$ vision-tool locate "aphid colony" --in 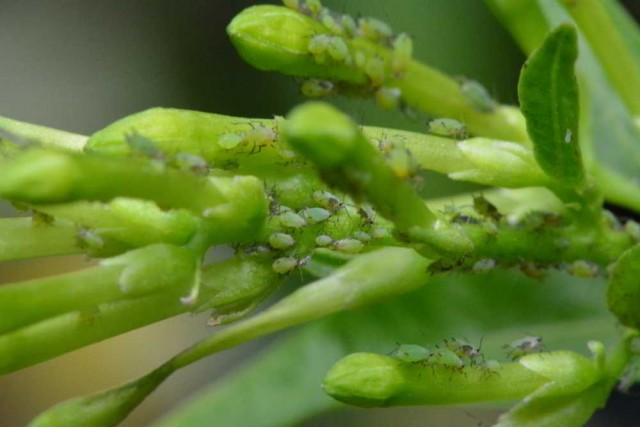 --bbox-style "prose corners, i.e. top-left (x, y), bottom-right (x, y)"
top-left (389, 335), bottom-right (545, 374)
